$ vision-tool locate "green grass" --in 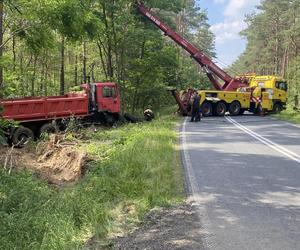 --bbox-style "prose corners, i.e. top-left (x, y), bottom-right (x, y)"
top-left (0, 111), bottom-right (184, 249)
top-left (273, 106), bottom-right (300, 124)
